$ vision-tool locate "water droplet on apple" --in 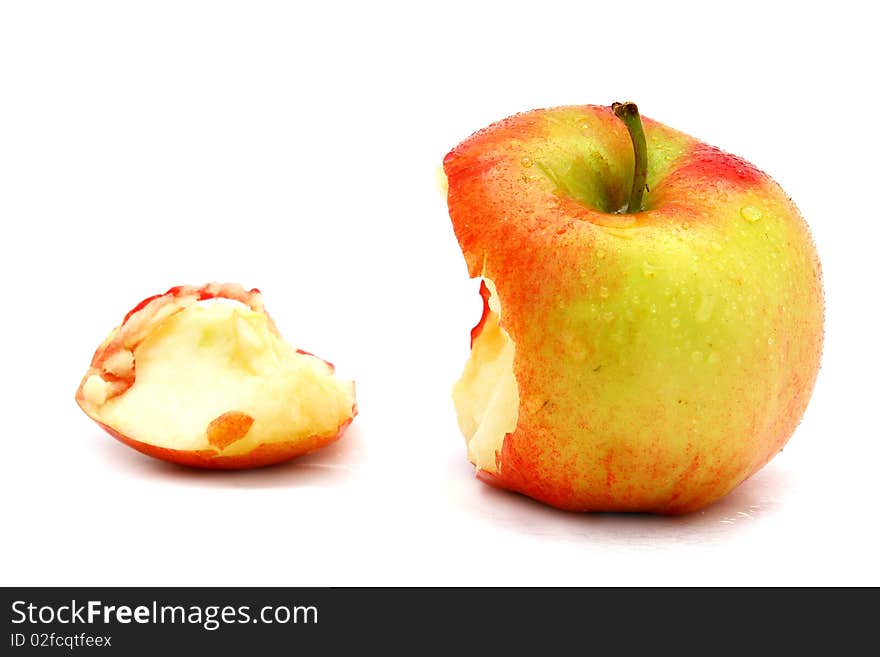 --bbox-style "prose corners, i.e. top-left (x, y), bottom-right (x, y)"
top-left (521, 156), bottom-right (533, 168)
top-left (596, 249), bottom-right (606, 260)
top-left (632, 294), bottom-right (640, 304)
top-left (602, 311), bottom-right (615, 322)
top-left (670, 317), bottom-right (680, 329)
top-left (650, 304), bottom-right (657, 314)
top-left (599, 286), bottom-right (609, 298)
top-left (741, 205), bottom-right (762, 222)
top-left (695, 294), bottom-right (715, 323)
top-left (708, 352), bottom-right (721, 365)
top-left (691, 350), bottom-right (704, 363)
top-left (642, 261), bottom-right (661, 278)
top-left (768, 336), bottom-right (775, 346)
